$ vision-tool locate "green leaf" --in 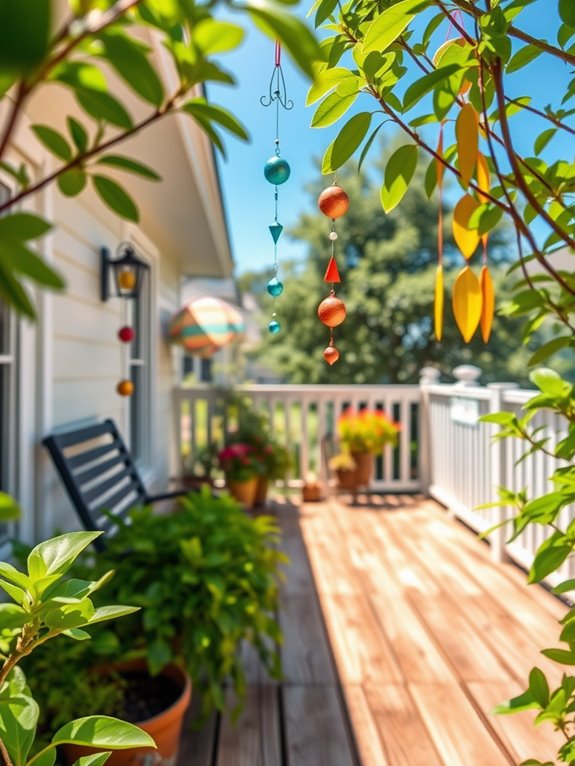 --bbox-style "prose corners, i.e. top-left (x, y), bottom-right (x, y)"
top-left (0, 562), bottom-right (32, 590)
top-left (28, 748), bottom-right (56, 766)
top-left (493, 688), bottom-right (538, 714)
top-left (528, 668), bottom-right (549, 707)
top-left (85, 605), bottom-right (140, 626)
top-left (363, 0), bottom-right (426, 54)
top-left (507, 44), bottom-right (543, 73)
top-left (541, 647), bottom-right (575, 665)
top-left (182, 100), bottom-right (249, 141)
top-left (52, 716), bottom-right (156, 749)
top-left (0, 692), bottom-right (39, 766)
top-left (0, 492), bottom-right (21, 522)
top-left (92, 176), bottom-right (139, 222)
top-left (559, 0), bottom-right (575, 27)
top-left (193, 19), bottom-right (244, 54)
top-left (100, 33), bottom-right (164, 107)
top-left (0, 262), bottom-right (35, 318)
top-left (44, 599), bottom-right (95, 630)
top-left (529, 336), bottom-right (571, 365)
top-left (246, 5), bottom-right (321, 79)
top-left (314, 0), bottom-right (338, 27)
top-left (306, 67), bottom-right (355, 106)
top-left (534, 128), bottom-right (557, 155)
top-left (553, 578), bottom-right (575, 595)
top-left (0, 213), bottom-right (51, 242)
top-left (96, 155), bottom-right (161, 181)
top-left (27, 531), bottom-right (102, 578)
top-left (0, 0), bottom-right (50, 73)
top-left (403, 65), bottom-right (460, 111)
top-left (31, 125), bottom-right (72, 162)
top-left (380, 144), bottom-right (418, 213)
top-left (72, 753), bottom-right (112, 766)
top-left (0, 603), bottom-right (27, 629)
top-left (76, 90), bottom-right (133, 131)
top-left (0, 242), bottom-right (64, 290)
top-left (529, 533), bottom-right (573, 583)
top-left (57, 169), bottom-right (87, 197)
top-left (311, 91), bottom-right (358, 128)
top-left (62, 628), bottom-right (92, 641)
top-left (530, 368), bottom-right (571, 397)
top-left (67, 117), bottom-right (88, 154)
top-left (147, 638), bottom-right (172, 675)
top-left (358, 122), bottom-right (385, 174)
top-left (322, 112), bottom-right (372, 173)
